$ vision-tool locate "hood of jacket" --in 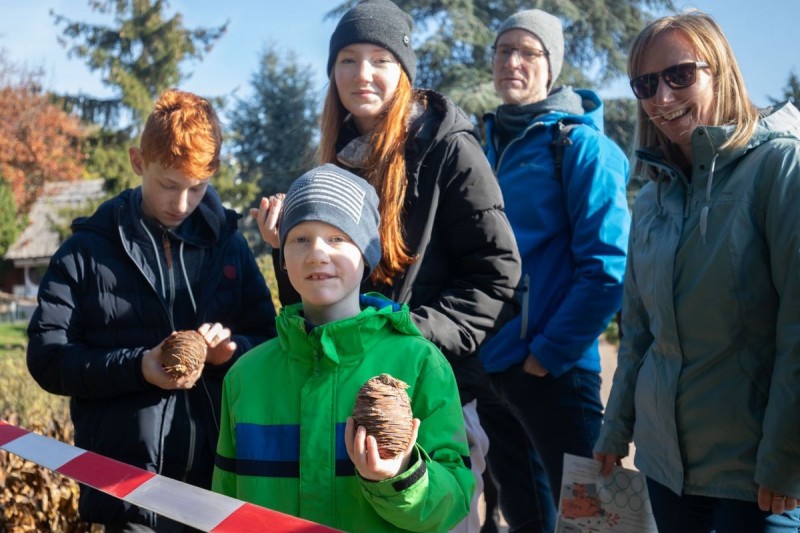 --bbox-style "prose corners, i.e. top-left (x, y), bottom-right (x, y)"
top-left (635, 101), bottom-right (800, 239)
top-left (276, 293), bottom-right (422, 366)
top-left (401, 89), bottom-right (482, 199)
top-left (638, 101), bottom-right (800, 180)
top-left (485, 86), bottom-right (605, 138)
top-left (71, 185), bottom-right (240, 247)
